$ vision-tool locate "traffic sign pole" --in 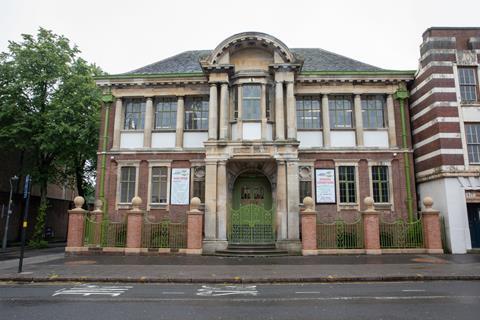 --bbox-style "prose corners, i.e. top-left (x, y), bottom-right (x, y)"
top-left (18, 175), bottom-right (31, 273)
